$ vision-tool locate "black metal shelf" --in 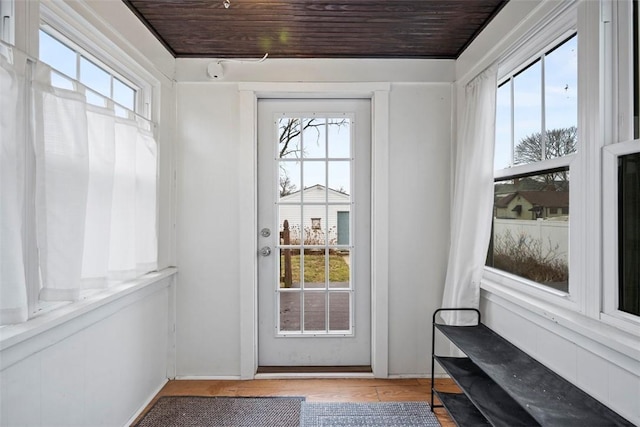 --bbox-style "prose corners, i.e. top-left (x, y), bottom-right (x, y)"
top-left (431, 308), bottom-right (634, 427)
top-left (435, 356), bottom-right (539, 427)
top-left (433, 390), bottom-right (491, 427)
